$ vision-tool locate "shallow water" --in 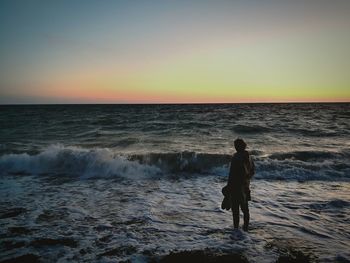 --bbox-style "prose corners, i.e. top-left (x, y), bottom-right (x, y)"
top-left (0, 103), bottom-right (349, 262)
top-left (1, 176), bottom-right (349, 262)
